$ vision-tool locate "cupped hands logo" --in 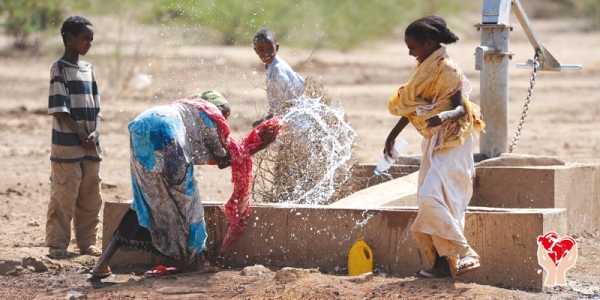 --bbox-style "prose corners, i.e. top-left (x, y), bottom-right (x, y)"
top-left (536, 231), bottom-right (578, 286)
